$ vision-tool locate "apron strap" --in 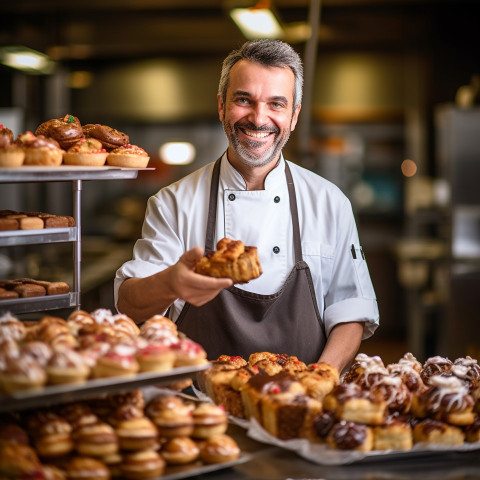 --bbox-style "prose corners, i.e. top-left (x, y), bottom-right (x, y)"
top-left (206, 157), bottom-right (303, 263)
top-left (284, 161), bottom-right (303, 264)
top-left (205, 157), bottom-right (222, 253)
